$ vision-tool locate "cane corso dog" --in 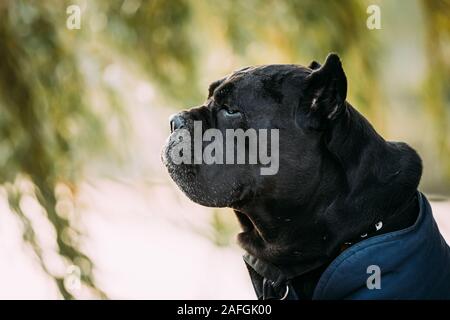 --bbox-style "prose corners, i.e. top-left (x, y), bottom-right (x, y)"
top-left (162, 53), bottom-right (450, 299)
